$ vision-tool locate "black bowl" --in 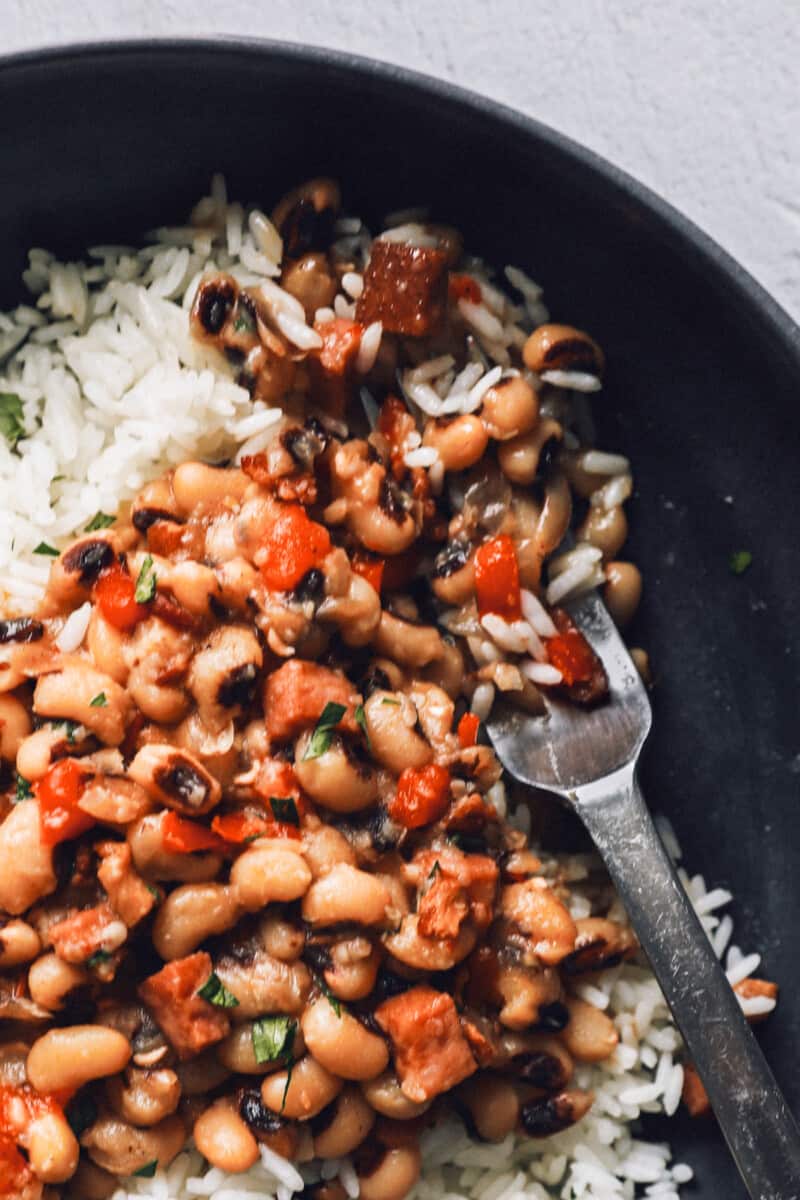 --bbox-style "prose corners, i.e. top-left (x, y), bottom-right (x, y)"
top-left (1, 38), bottom-right (798, 1197)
